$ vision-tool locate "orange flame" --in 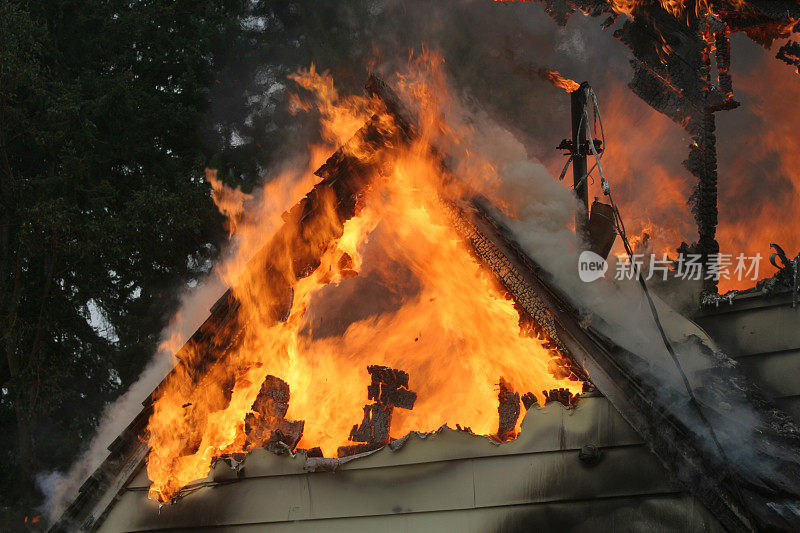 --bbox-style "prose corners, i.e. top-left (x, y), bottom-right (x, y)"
top-left (539, 69), bottom-right (581, 93)
top-left (551, 55), bottom-right (799, 293)
top-left (610, 0), bottom-right (751, 20)
top-left (716, 51), bottom-right (800, 291)
top-left (145, 55), bottom-right (583, 502)
top-left (205, 168), bottom-right (253, 237)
